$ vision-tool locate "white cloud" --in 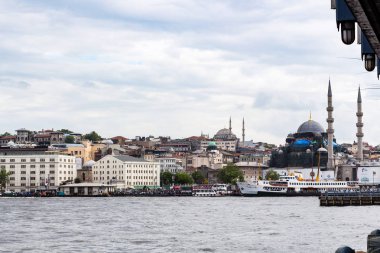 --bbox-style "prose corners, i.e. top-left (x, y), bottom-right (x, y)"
top-left (0, 0), bottom-right (378, 145)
